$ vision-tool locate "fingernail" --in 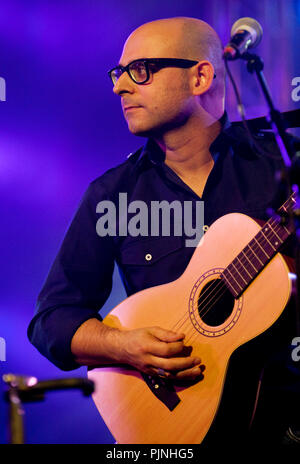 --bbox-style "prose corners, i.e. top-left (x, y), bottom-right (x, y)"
top-left (193, 367), bottom-right (201, 374)
top-left (194, 358), bottom-right (201, 365)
